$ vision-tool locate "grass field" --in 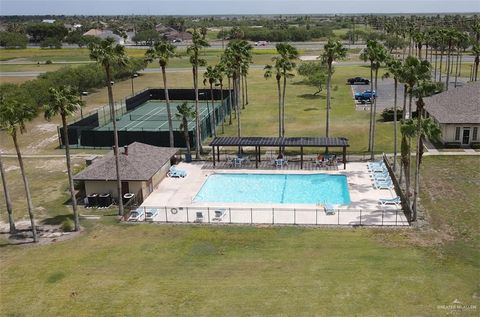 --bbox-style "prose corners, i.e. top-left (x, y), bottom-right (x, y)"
top-left (0, 156), bottom-right (478, 316)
